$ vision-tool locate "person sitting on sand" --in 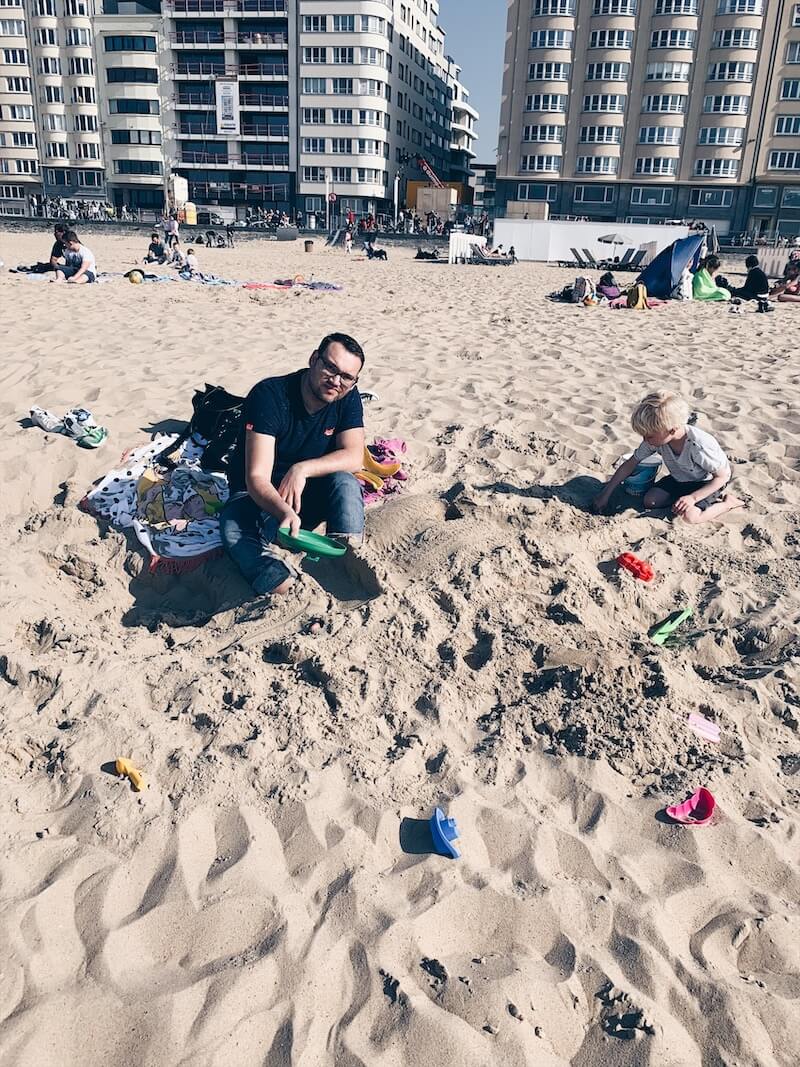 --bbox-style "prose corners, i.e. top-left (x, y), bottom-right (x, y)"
top-left (51, 231), bottom-right (97, 284)
top-left (592, 390), bottom-right (743, 524)
top-left (144, 232), bottom-right (167, 265)
top-left (597, 271), bottom-right (621, 300)
top-left (716, 255), bottom-right (769, 301)
top-left (692, 255), bottom-right (730, 301)
top-left (183, 247), bottom-right (199, 275)
top-left (220, 333), bottom-right (366, 596)
top-left (772, 261), bottom-right (800, 303)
